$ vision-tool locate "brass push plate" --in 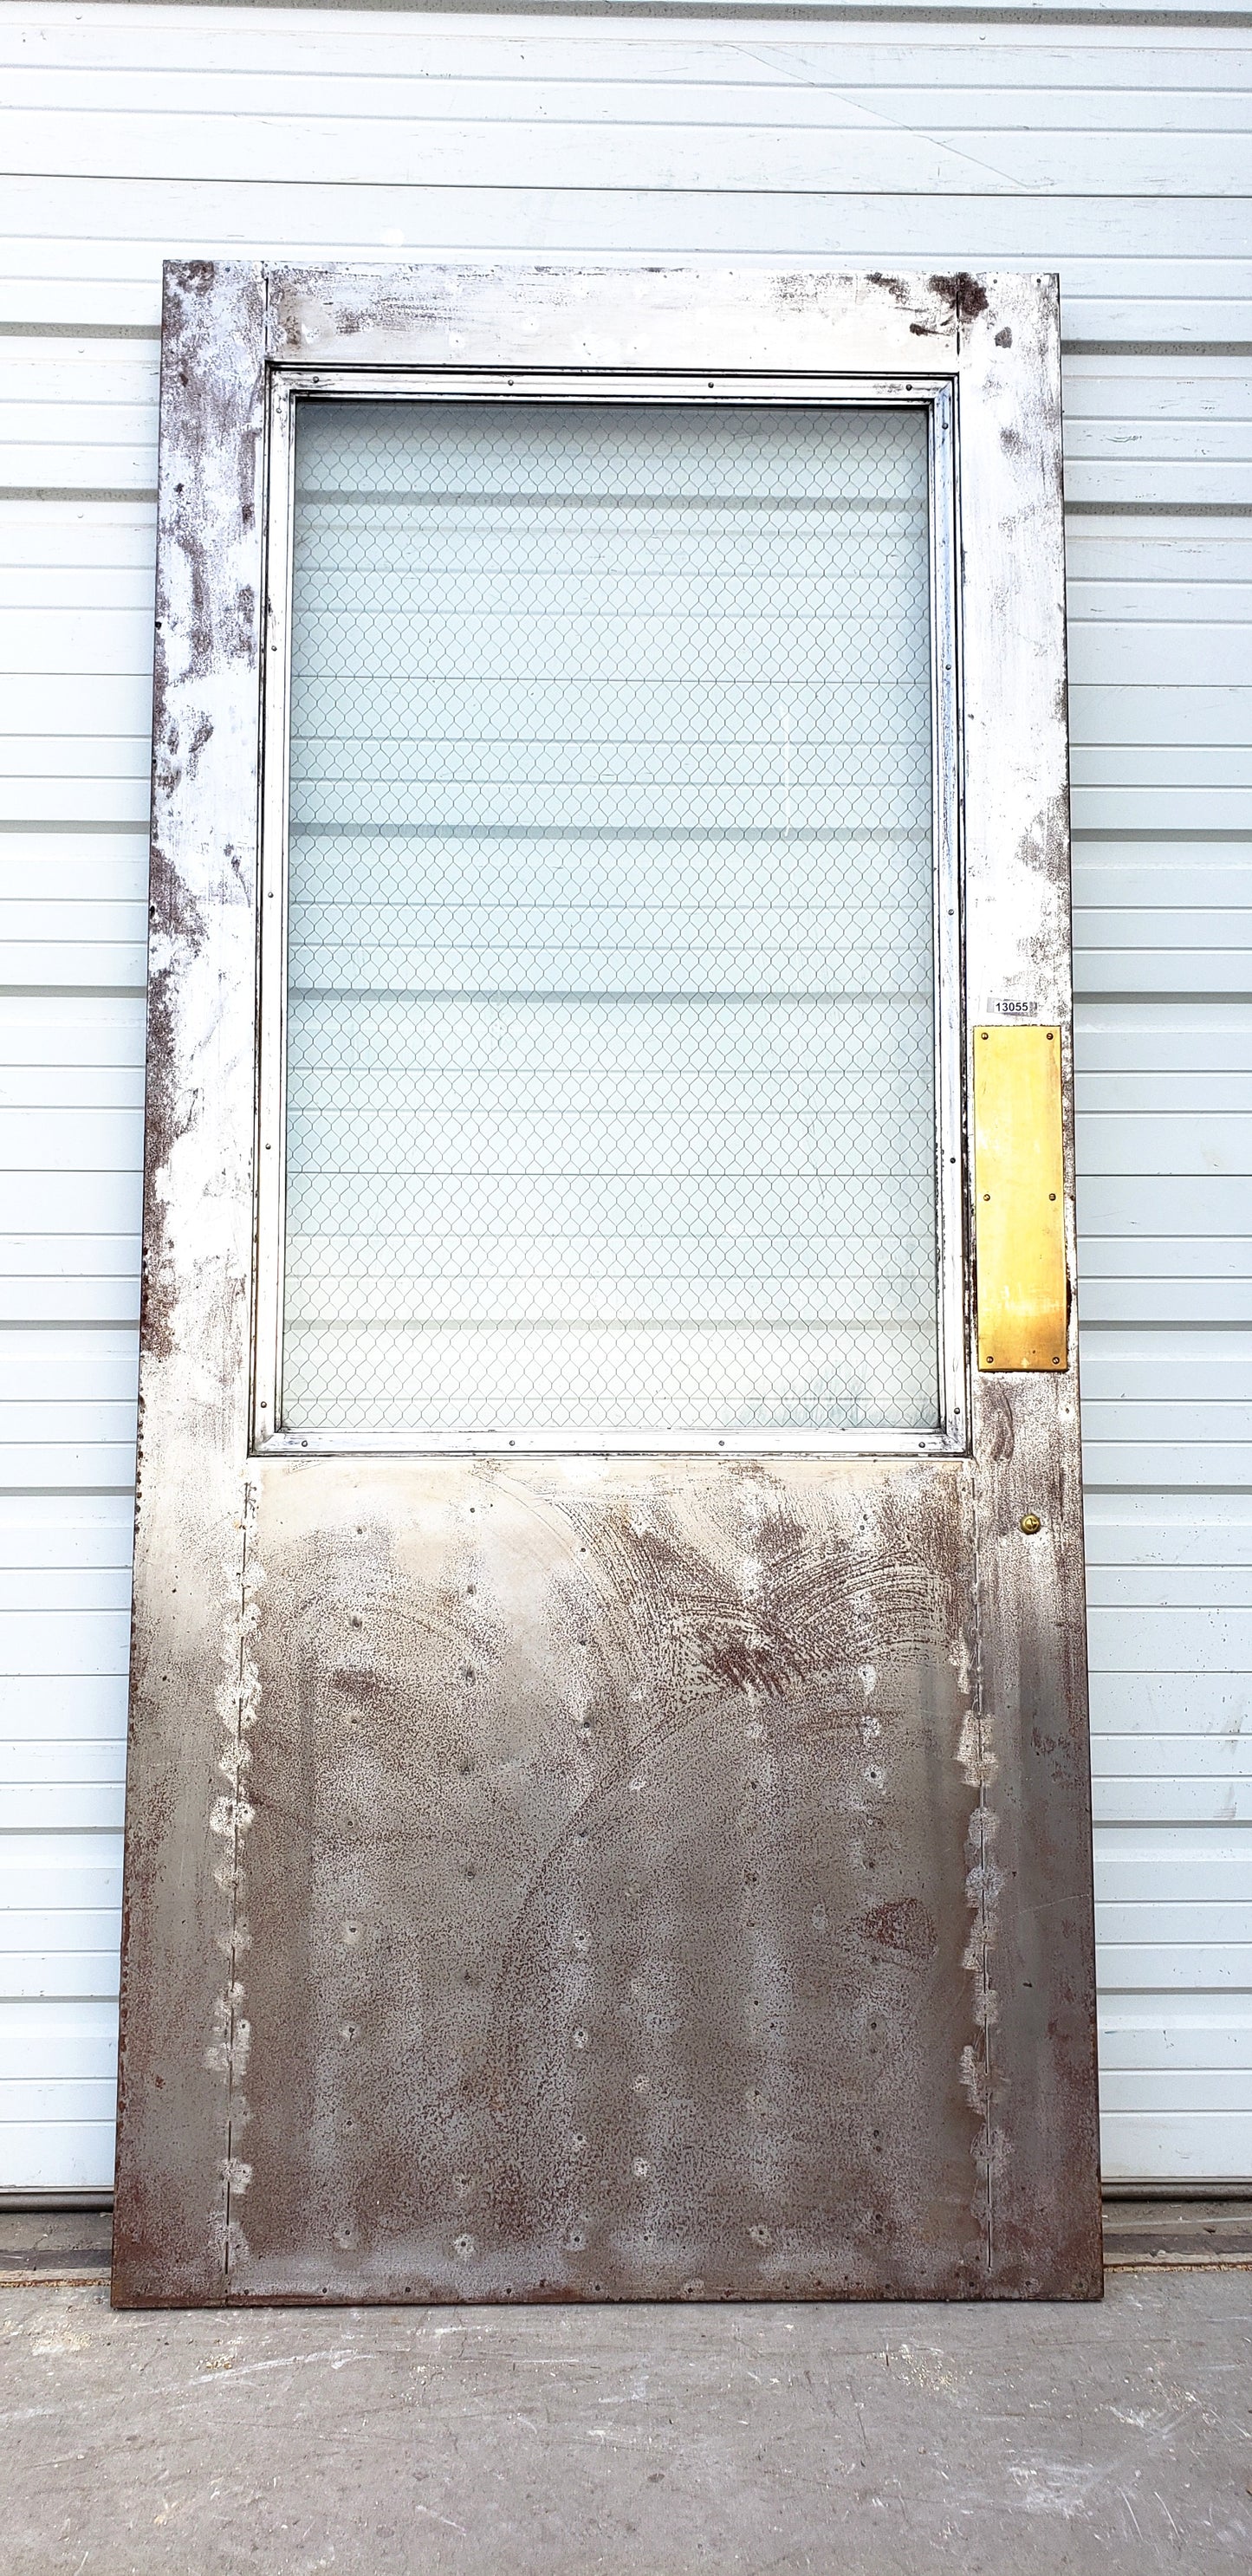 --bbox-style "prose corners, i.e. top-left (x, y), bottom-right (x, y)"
top-left (973, 1025), bottom-right (1067, 1372)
